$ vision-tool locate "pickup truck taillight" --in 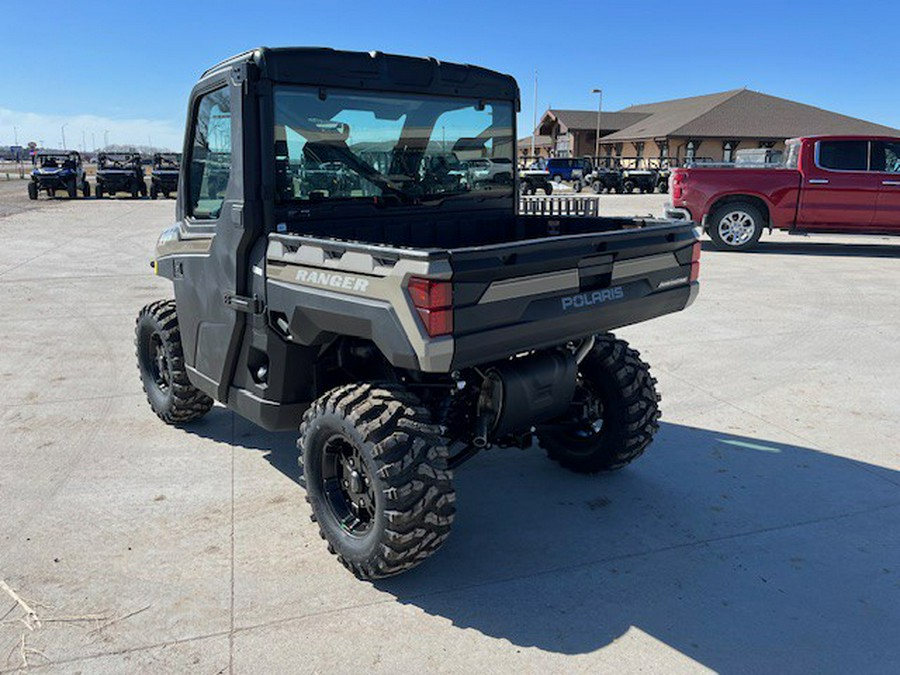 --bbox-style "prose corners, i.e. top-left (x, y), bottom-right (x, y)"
top-left (407, 277), bottom-right (453, 337)
top-left (690, 241), bottom-right (701, 282)
top-left (672, 170), bottom-right (687, 200)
